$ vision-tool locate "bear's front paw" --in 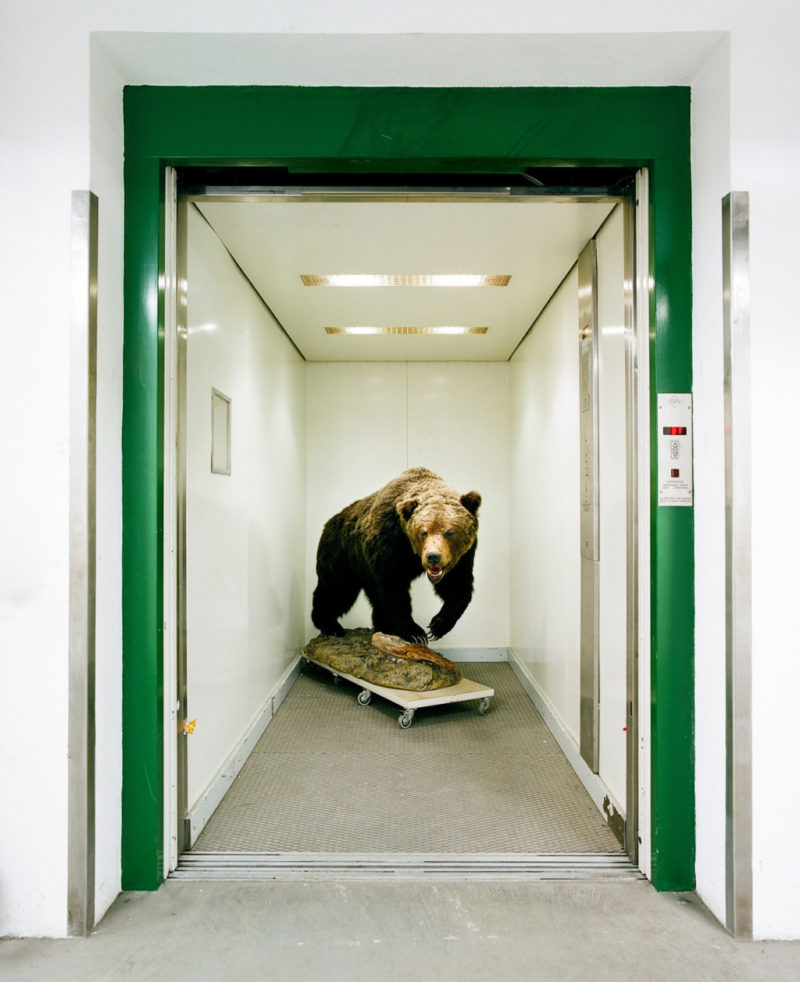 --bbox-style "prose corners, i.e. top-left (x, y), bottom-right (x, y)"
top-left (428, 614), bottom-right (453, 641)
top-left (400, 623), bottom-right (429, 645)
